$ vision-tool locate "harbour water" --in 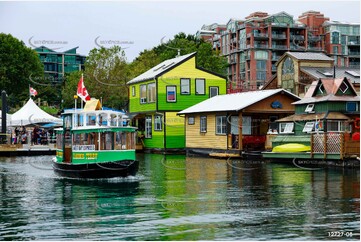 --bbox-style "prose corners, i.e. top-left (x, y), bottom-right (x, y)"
top-left (0, 154), bottom-right (359, 240)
